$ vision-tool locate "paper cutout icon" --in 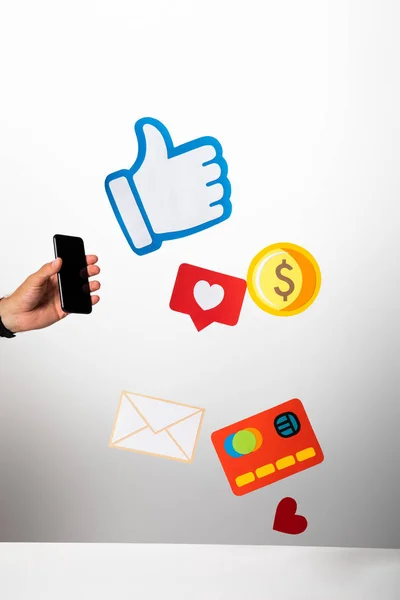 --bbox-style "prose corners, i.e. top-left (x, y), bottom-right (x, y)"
top-left (211, 398), bottom-right (324, 496)
top-left (247, 242), bottom-right (321, 317)
top-left (109, 391), bottom-right (205, 463)
top-left (105, 117), bottom-right (232, 256)
top-left (170, 263), bottom-right (247, 331)
top-left (273, 497), bottom-right (308, 535)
